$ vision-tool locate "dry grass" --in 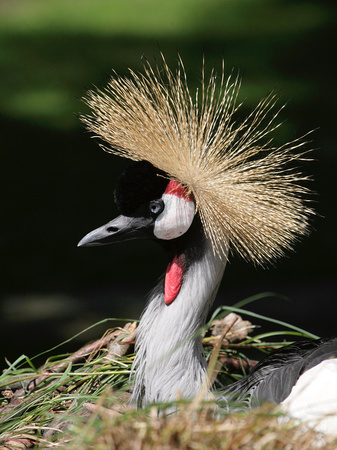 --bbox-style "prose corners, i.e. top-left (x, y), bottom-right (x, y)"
top-left (44, 392), bottom-right (337, 450)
